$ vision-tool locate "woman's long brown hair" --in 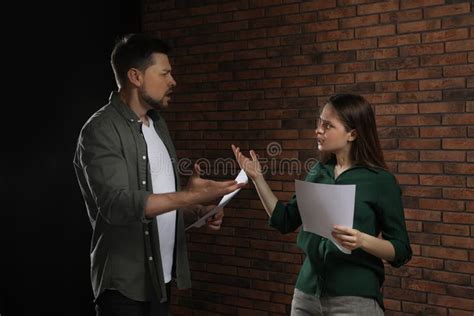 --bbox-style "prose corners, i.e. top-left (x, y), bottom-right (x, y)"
top-left (320, 94), bottom-right (388, 170)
